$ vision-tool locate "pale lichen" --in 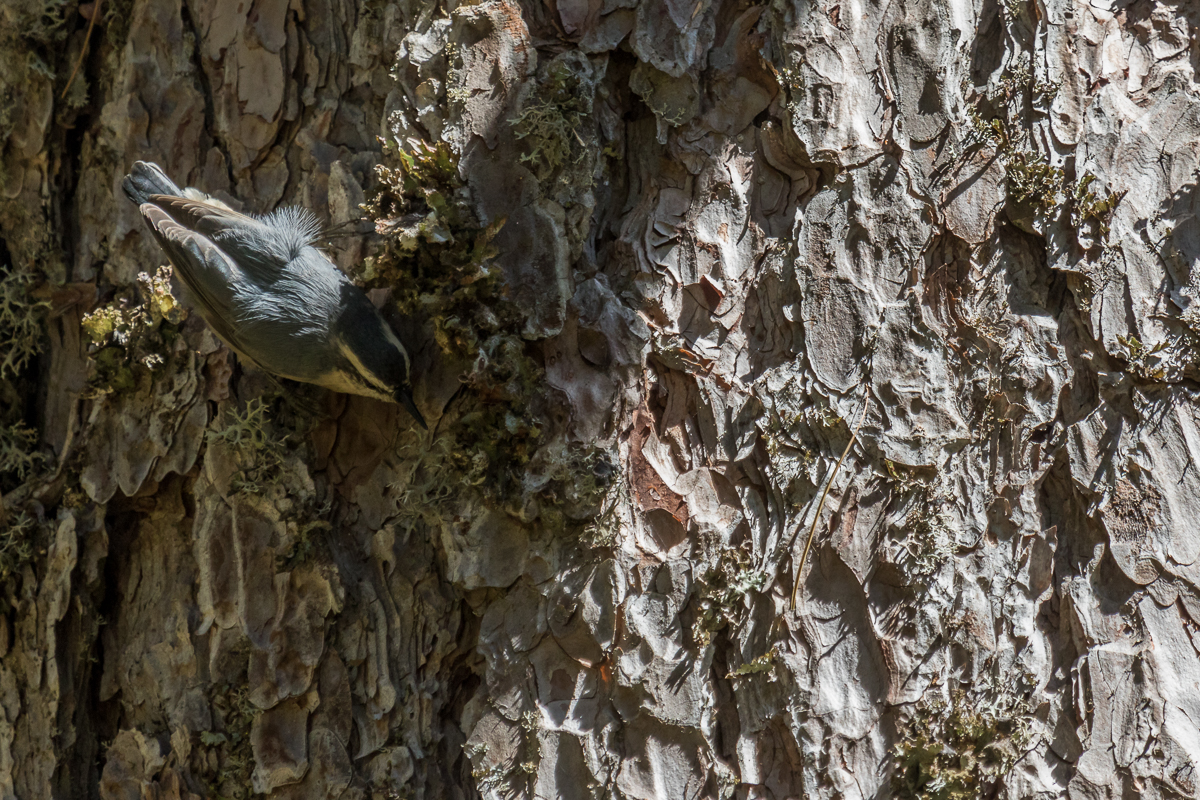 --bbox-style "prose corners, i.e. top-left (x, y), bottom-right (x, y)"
top-left (0, 422), bottom-right (44, 488)
top-left (893, 685), bottom-right (1037, 800)
top-left (207, 398), bottom-right (288, 495)
top-left (511, 59), bottom-right (594, 181)
top-left (0, 266), bottom-right (48, 379)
